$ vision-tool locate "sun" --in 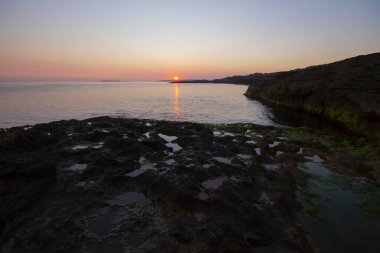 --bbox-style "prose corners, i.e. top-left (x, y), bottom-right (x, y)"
top-left (173, 76), bottom-right (179, 81)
